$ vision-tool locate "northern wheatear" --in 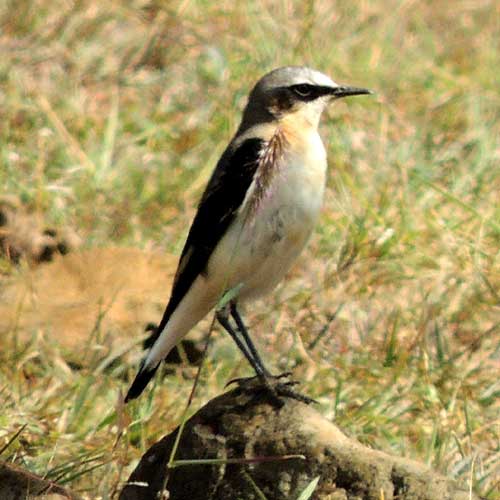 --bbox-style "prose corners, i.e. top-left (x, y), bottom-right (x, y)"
top-left (125, 66), bottom-right (371, 403)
